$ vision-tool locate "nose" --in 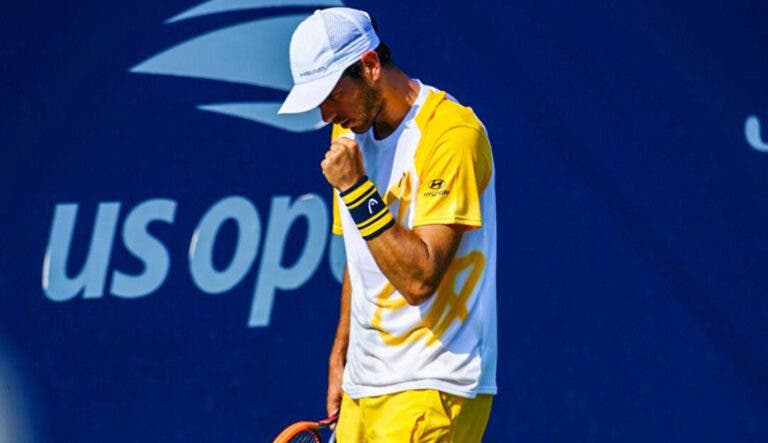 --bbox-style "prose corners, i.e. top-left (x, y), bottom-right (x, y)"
top-left (319, 101), bottom-right (336, 124)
